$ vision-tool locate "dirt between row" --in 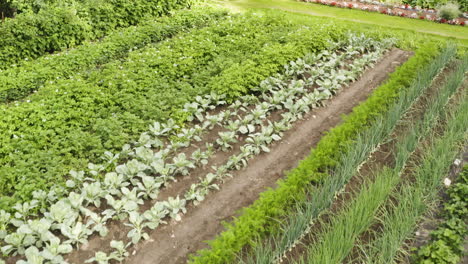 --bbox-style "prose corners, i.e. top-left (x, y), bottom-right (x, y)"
top-left (396, 80), bottom-right (468, 264)
top-left (120, 48), bottom-right (410, 264)
top-left (278, 59), bottom-right (462, 264)
top-left (62, 48), bottom-right (410, 264)
top-left (278, 51), bottom-right (458, 264)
